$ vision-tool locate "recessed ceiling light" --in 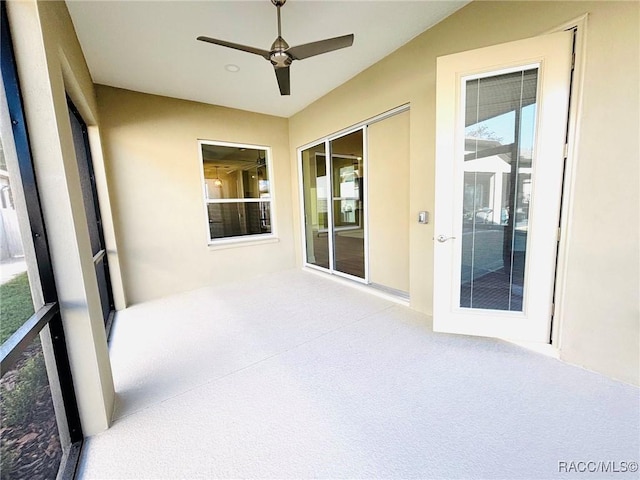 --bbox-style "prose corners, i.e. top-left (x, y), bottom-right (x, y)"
top-left (224, 64), bottom-right (240, 73)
